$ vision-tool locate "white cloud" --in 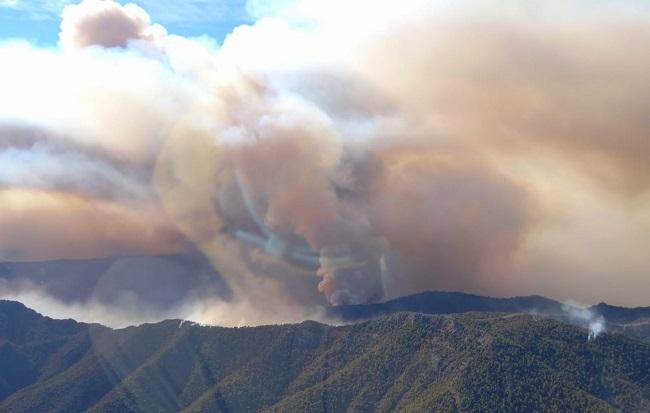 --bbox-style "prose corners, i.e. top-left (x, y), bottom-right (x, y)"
top-left (135, 0), bottom-right (248, 24)
top-left (0, 0), bottom-right (74, 18)
top-left (1, 0), bottom-right (249, 23)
